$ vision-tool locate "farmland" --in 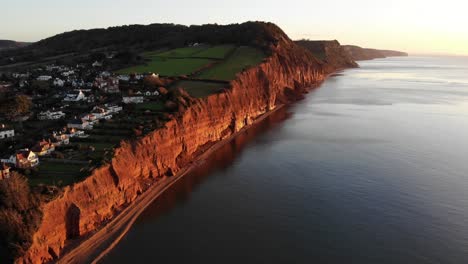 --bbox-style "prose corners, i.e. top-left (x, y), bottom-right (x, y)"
top-left (31, 161), bottom-right (88, 186)
top-left (117, 45), bottom-right (264, 79)
top-left (196, 46), bottom-right (266, 80)
top-left (171, 80), bottom-right (228, 98)
top-left (117, 57), bottom-right (214, 76)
